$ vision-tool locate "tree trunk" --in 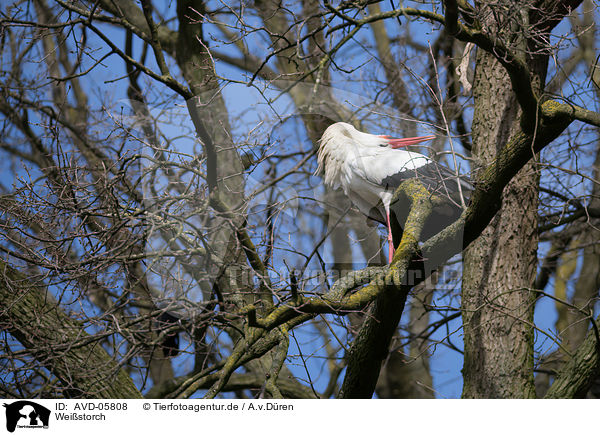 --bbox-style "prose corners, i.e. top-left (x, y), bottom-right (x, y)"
top-left (0, 261), bottom-right (142, 398)
top-left (461, 9), bottom-right (548, 397)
